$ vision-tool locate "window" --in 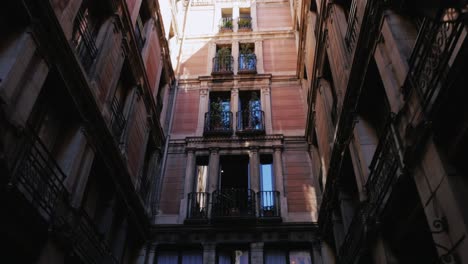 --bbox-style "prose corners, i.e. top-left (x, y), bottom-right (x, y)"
top-left (259, 155), bottom-right (279, 217)
top-left (220, 9), bottom-right (233, 32)
top-left (72, 0), bottom-right (108, 71)
top-left (135, 3), bottom-right (150, 52)
top-left (237, 90), bottom-right (264, 133)
top-left (204, 91), bottom-right (232, 135)
top-left (157, 249), bottom-right (203, 264)
top-left (187, 156), bottom-right (209, 219)
top-left (213, 45), bottom-right (233, 74)
top-left (238, 43), bottom-right (256, 73)
top-left (264, 250), bottom-right (312, 264)
top-left (238, 8), bottom-right (252, 31)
